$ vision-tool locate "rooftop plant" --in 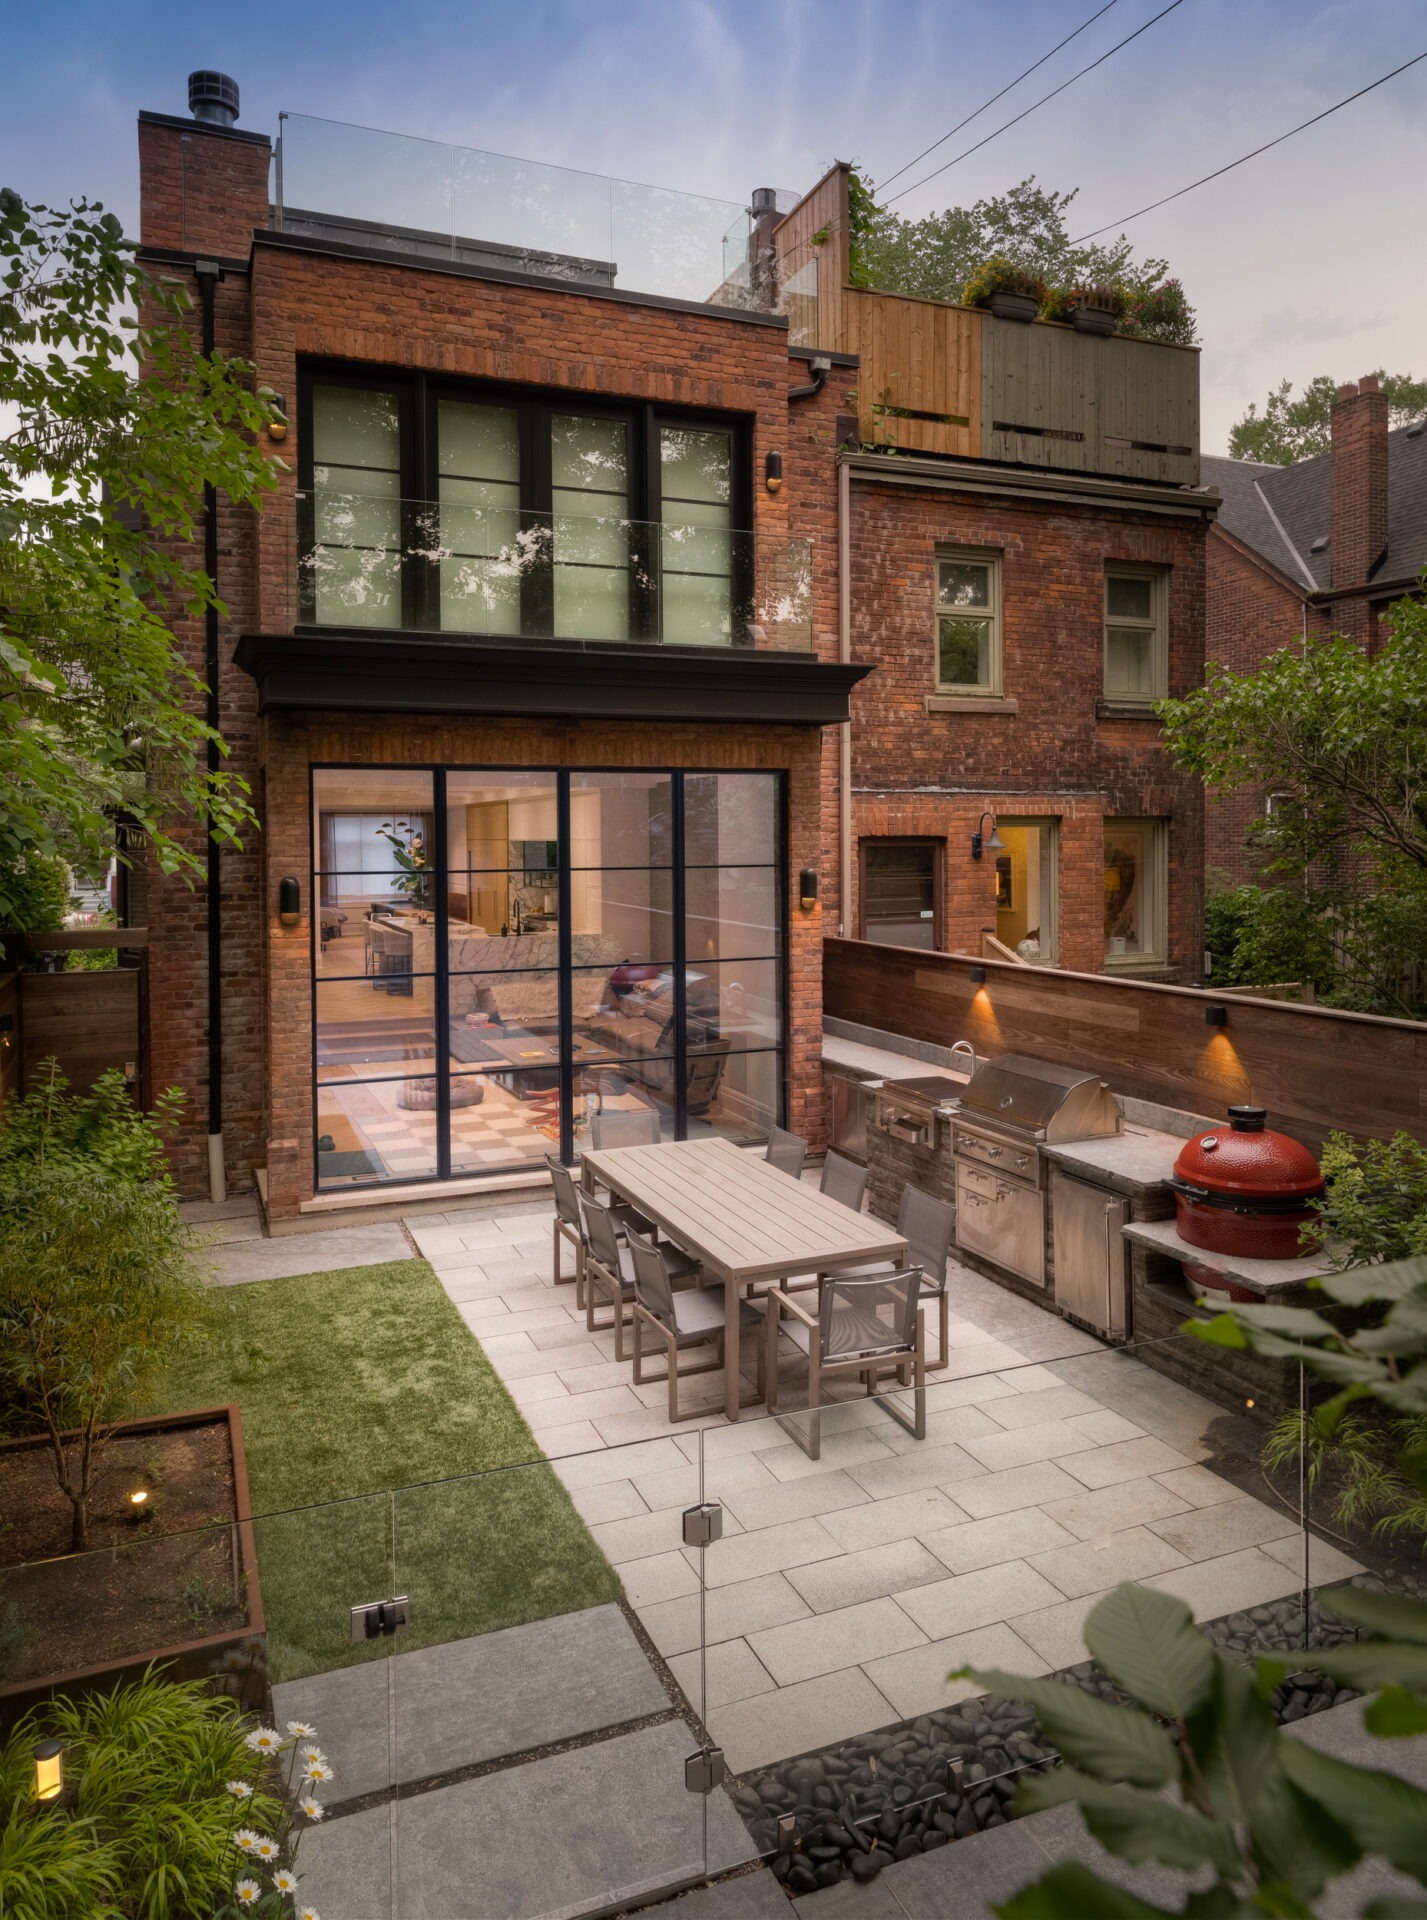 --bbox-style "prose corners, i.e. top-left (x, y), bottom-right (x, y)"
top-left (1040, 282), bottom-right (1127, 325)
top-left (960, 257), bottom-right (1049, 309)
